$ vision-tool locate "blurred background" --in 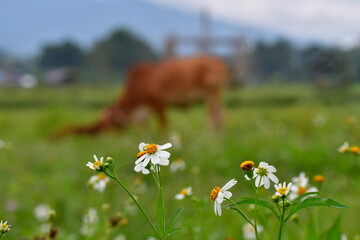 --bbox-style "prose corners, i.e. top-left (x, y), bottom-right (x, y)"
top-left (1, 0), bottom-right (360, 87)
top-left (1, 0), bottom-right (360, 239)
